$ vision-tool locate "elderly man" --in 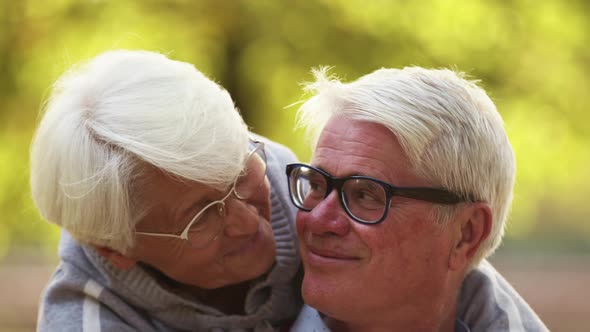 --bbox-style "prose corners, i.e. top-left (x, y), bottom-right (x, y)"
top-left (286, 67), bottom-right (548, 331)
